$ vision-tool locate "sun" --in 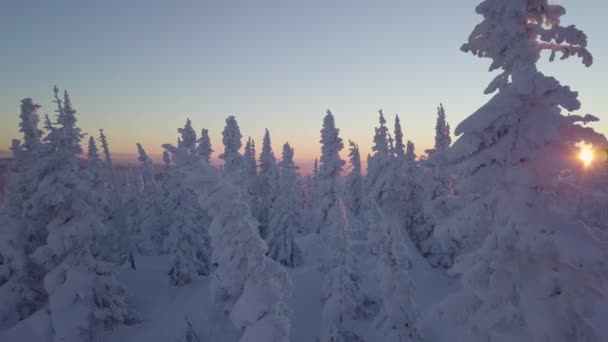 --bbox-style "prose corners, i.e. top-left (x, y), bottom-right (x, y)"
top-left (578, 142), bottom-right (594, 168)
